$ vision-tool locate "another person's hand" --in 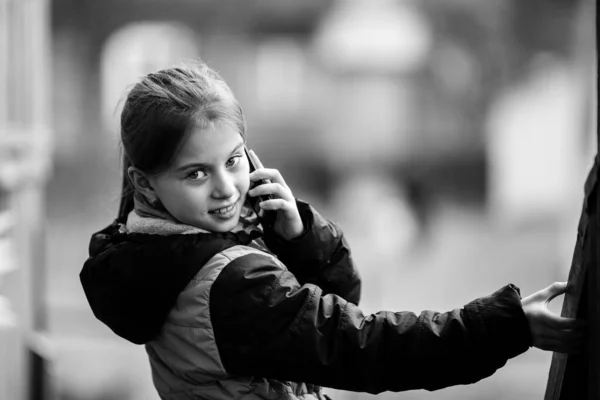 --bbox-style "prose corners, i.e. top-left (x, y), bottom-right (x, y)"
top-left (247, 150), bottom-right (303, 240)
top-left (521, 282), bottom-right (587, 354)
